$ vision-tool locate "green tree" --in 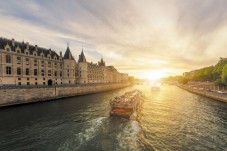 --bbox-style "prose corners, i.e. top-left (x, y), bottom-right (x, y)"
top-left (221, 64), bottom-right (227, 84)
top-left (128, 76), bottom-right (135, 84)
top-left (214, 79), bottom-right (225, 86)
